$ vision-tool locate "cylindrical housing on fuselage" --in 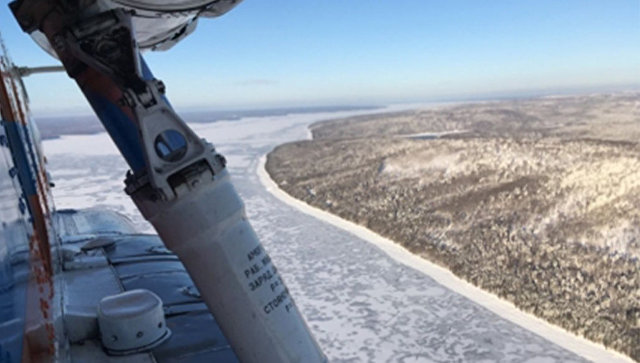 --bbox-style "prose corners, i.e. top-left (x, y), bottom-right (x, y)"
top-left (129, 169), bottom-right (326, 363)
